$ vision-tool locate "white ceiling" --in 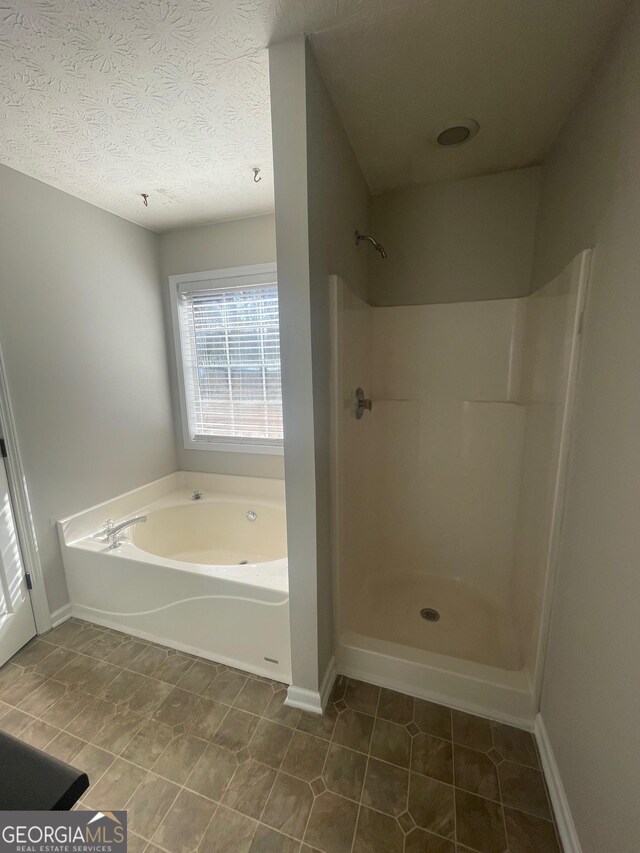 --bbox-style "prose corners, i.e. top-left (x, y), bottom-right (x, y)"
top-left (310, 0), bottom-right (625, 194)
top-left (0, 0), bottom-right (416, 231)
top-left (0, 0), bottom-right (624, 231)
